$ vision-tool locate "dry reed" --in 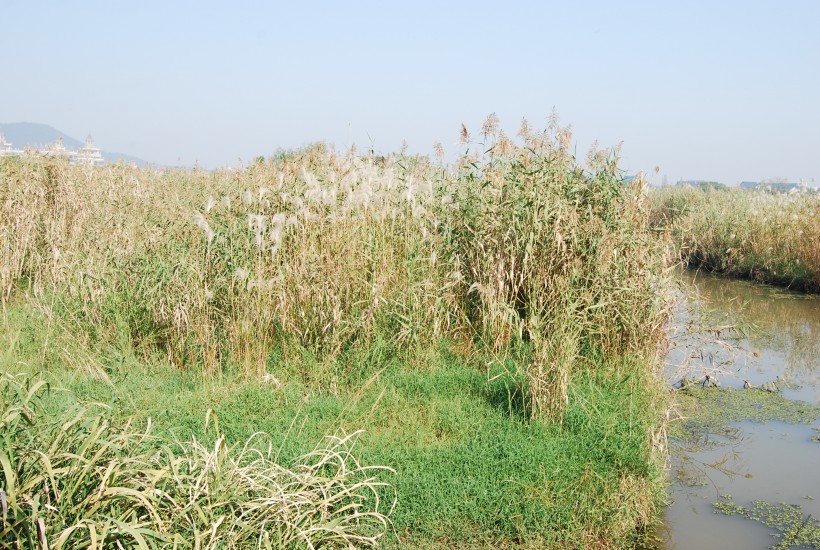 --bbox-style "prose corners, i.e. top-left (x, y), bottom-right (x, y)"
top-left (1, 118), bottom-right (670, 421)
